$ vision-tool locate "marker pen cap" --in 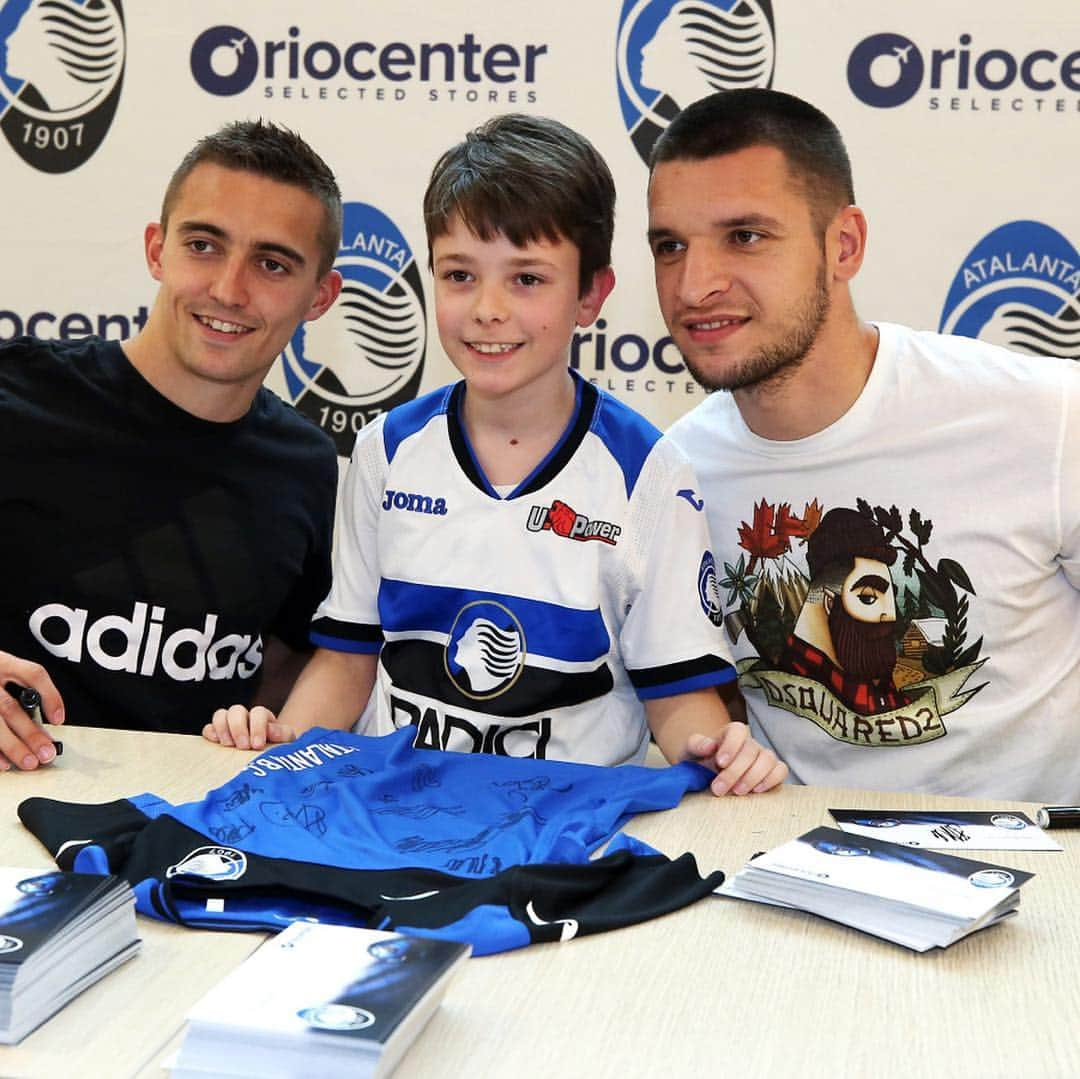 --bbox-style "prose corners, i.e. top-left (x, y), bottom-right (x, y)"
top-left (1036, 806), bottom-right (1080, 828)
